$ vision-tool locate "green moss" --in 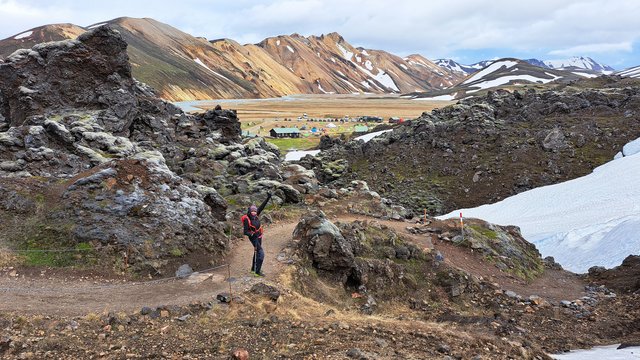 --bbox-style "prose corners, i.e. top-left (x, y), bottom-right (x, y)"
top-left (22, 240), bottom-right (96, 267)
top-left (170, 248), bottom-right (184, 257)
top-left (469, 224), bottom-right (498, 239)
